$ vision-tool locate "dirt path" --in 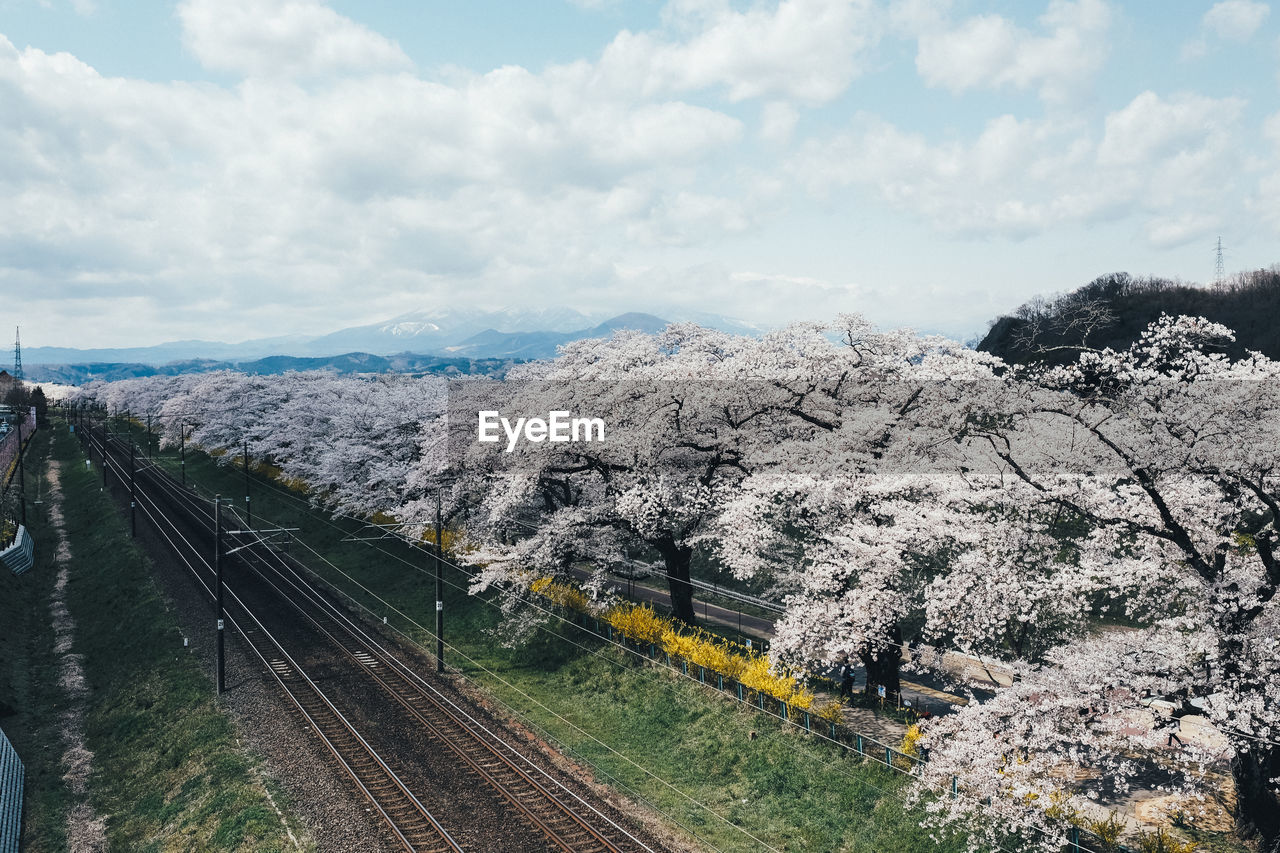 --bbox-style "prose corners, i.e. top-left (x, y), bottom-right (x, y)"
top-left (45, 461), bottom-right (107, 852)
